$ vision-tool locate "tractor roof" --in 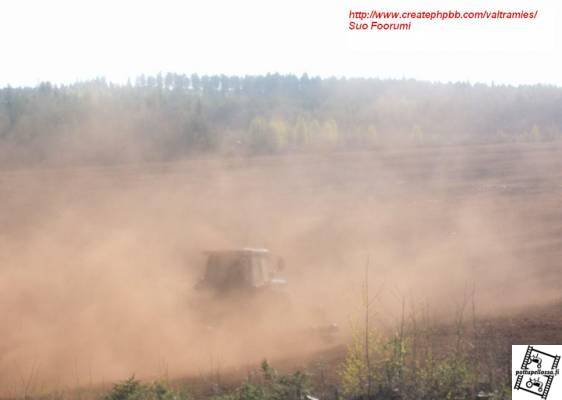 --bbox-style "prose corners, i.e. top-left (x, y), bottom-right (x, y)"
top-left (204, 248), bottom-right (270, 256)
